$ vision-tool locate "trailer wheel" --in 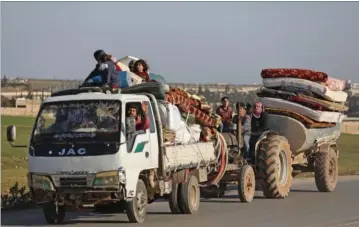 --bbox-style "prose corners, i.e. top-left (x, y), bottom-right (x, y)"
top-left (168, 183), bottom-right (184, 214)
top-left (314, 147), bottom-right (338, 192)
top-left (126, 179), bottom-right (148, 223)
top-left (180, 175), bottom-right (200, 214)
top-left (238, 165), bottom-right (255, 203)
top-left (43, 203), bottom-right (66, 224)
top-left (257, 135), bottom-right (293, 199)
